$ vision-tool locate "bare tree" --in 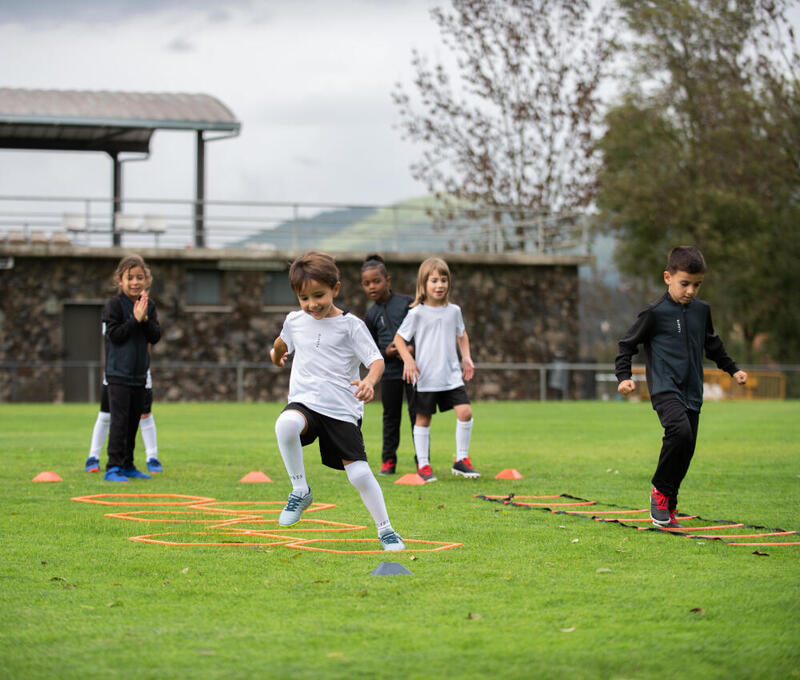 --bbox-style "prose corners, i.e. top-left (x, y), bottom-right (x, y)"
top-left (393, 0), bottom-right (618, 251)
